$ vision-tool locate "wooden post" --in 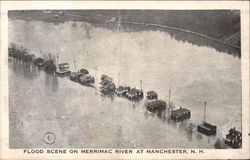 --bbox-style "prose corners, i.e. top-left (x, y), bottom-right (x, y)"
top-left (56, 53), bottom-right (59, 70)
top-left (118, 72), bottom-right (120, 86)
top-left (87, 51), bottom-right (89, 67)
top-left (204, 101), bottom-right (207, 121)
top-left (140, 41), bottom-right (143, 56)
top-left (95, 65), bottom-right (98, 82)
top-left (169, 90), bottom-right (171, 108)
top-left (140, 80), bottom-right (142, 90)
top-left (73, 53), bottom-right (76, 70)
top-left (114, 47), bottom-right (117, 65)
